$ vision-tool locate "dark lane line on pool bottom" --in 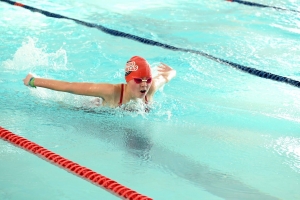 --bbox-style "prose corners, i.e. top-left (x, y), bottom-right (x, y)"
top-left (75, 119), bottom-right (281, 200)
